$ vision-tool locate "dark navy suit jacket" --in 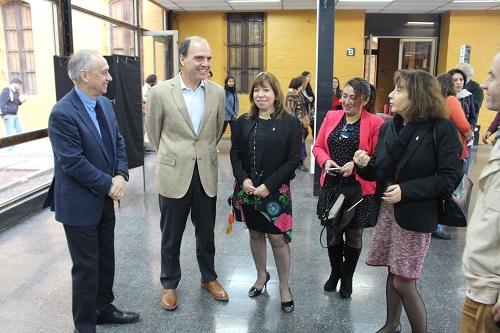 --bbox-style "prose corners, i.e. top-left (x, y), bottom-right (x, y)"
top-left (45, 88), bottom-right (128, 226)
